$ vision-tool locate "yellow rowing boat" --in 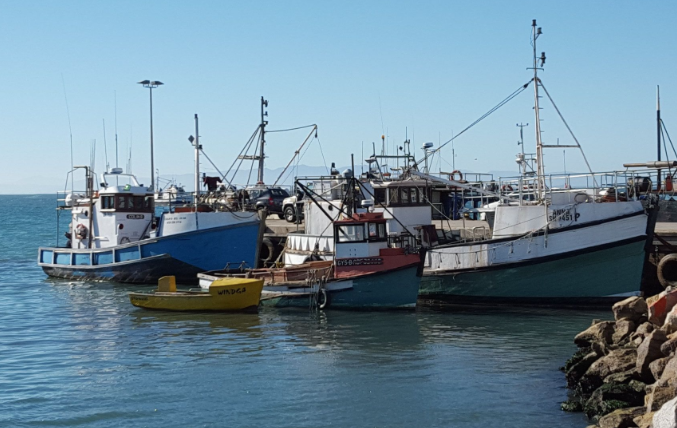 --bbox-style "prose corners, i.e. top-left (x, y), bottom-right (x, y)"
top-left (129, 276), bottom-right (263, 311)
